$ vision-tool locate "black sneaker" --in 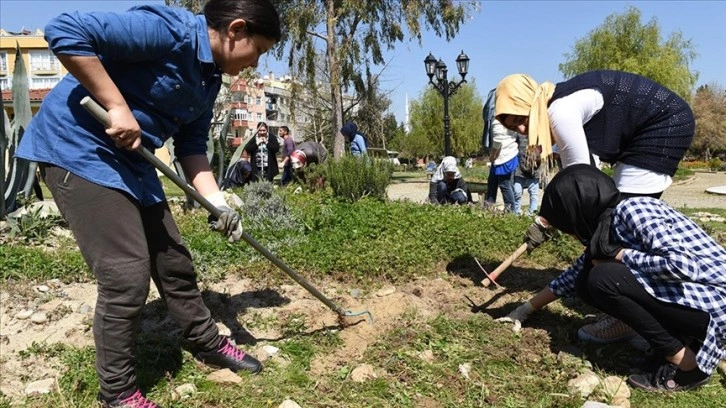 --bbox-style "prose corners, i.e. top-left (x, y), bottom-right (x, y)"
top-left (194, 337), bottom-right (262, 374)
top-left (629, 353), bottom-right (666, 375)
top-left (98, 389), bottom-right (159, 408)
top-left (627, 362), bottom-right (710, 392)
